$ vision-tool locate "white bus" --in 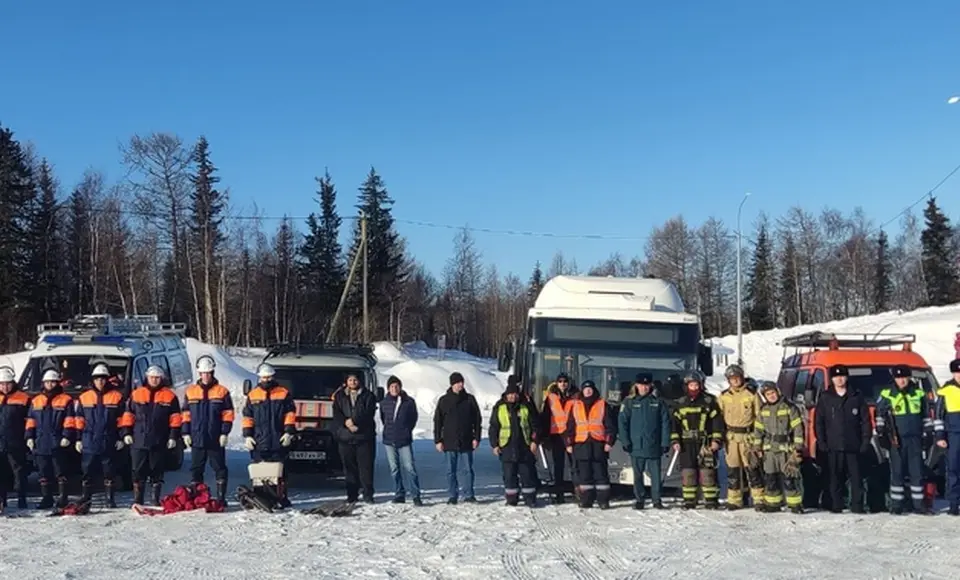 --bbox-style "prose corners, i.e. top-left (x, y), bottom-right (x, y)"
top-left (497, 275), bottom-right (715, 489)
